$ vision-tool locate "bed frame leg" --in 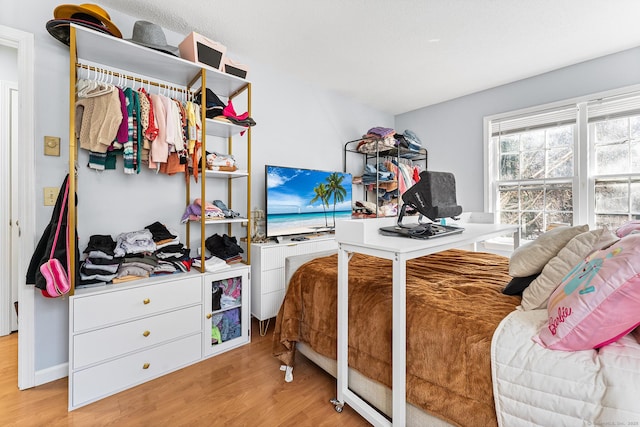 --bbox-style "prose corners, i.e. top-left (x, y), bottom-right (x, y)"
top-left (330, 398), bottom-right (344, 413)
